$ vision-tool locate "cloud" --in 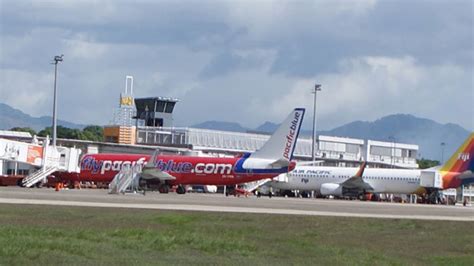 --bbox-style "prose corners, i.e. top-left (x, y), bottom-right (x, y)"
top-left (271, 56), bottom-right (473, 130)
top-left (0, 69), bottom-right (53, 116)
top-left (0, 0), bottom-right (472, 131)
top-left (221, 0), bottom-right (472, 76)
top-left (199, 48), bottom-right (276, 79)
top-left (63, 35), bottom-right (108, 60)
